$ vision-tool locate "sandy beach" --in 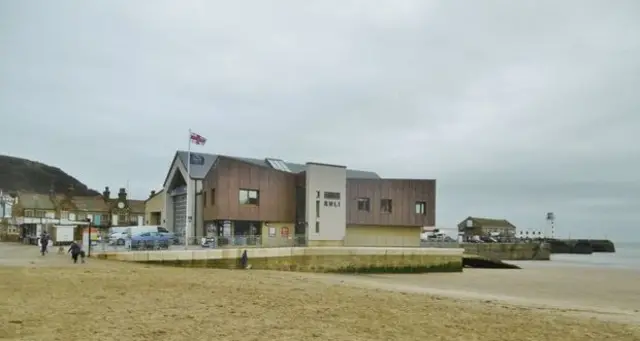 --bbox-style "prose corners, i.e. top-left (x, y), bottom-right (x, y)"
top-left (1, 243), bottom-right (639, 341)
top-left (314, 263), bottom-right (640, 323)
